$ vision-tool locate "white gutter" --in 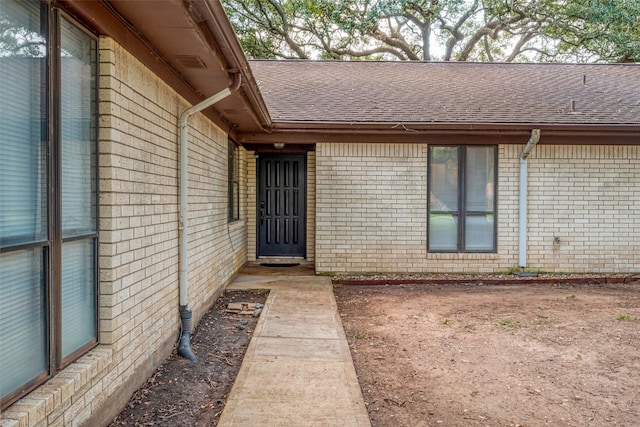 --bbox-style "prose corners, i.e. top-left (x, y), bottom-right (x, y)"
top-left (518, 129), bottom-right (541, 268)
top-left (177, 74), bottom-right (241, 361)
